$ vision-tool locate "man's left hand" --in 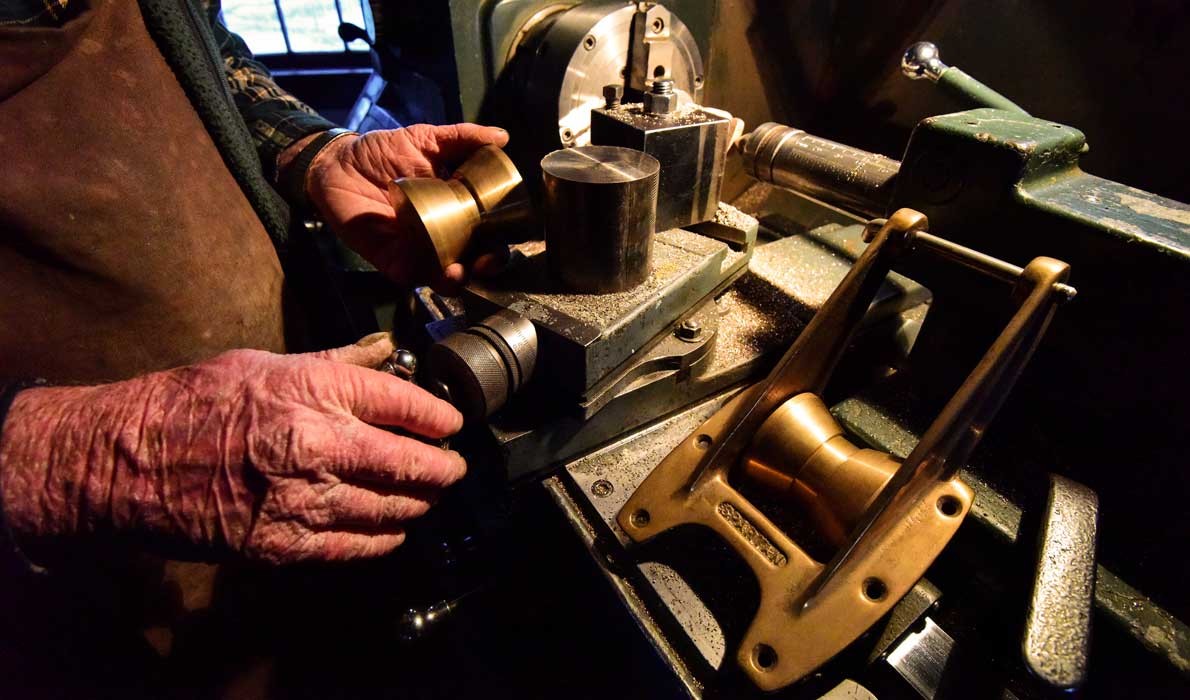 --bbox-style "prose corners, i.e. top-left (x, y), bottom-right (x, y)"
top-left (300, 124), bottom-right (510, 288)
